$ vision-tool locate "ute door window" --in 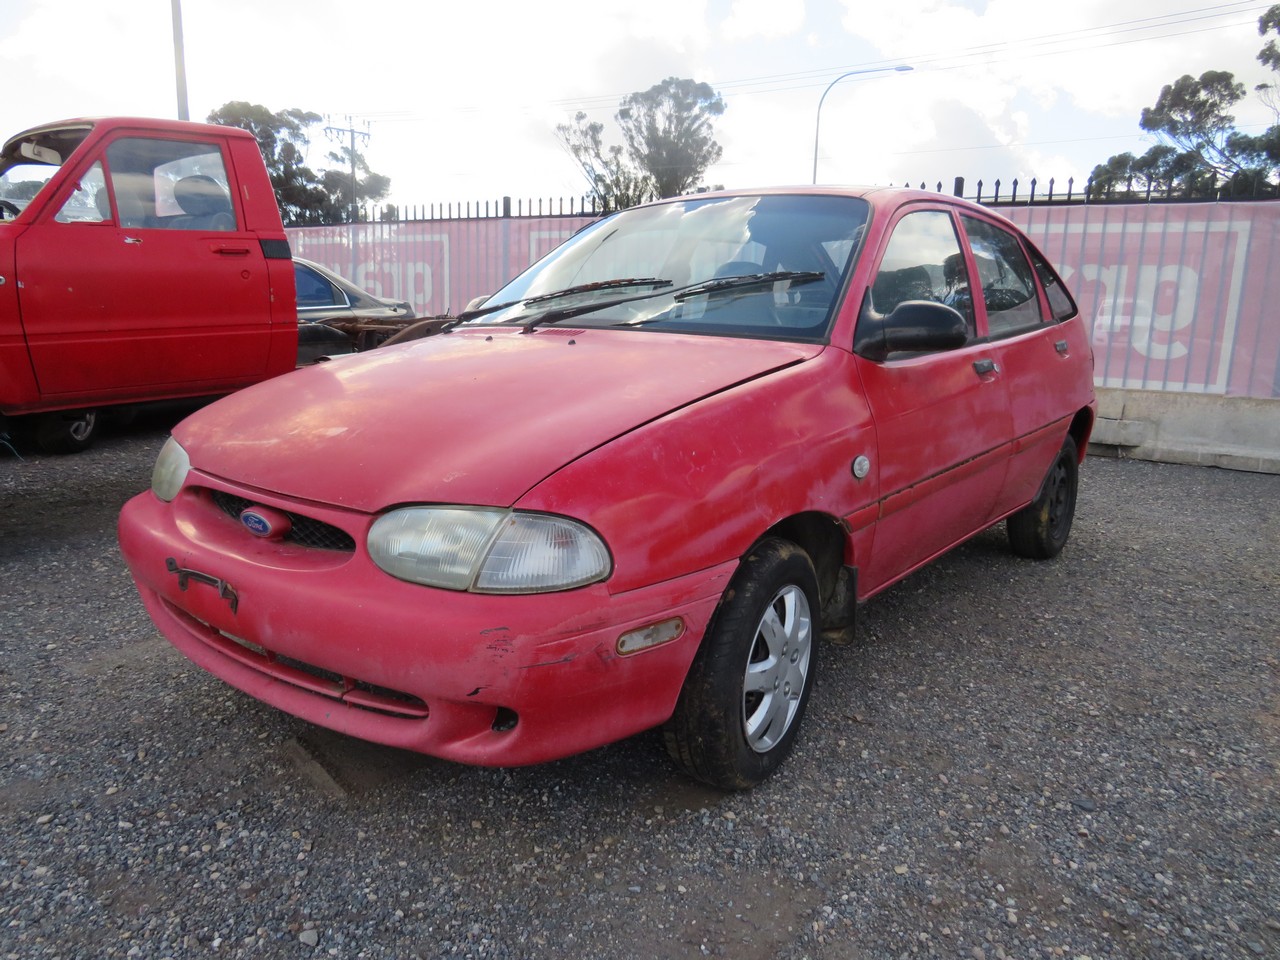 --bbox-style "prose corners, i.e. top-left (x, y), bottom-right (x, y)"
top-left (106, 138), bottom-right (236, 231)
top-left (54, 161), bottom-right (109, 223)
